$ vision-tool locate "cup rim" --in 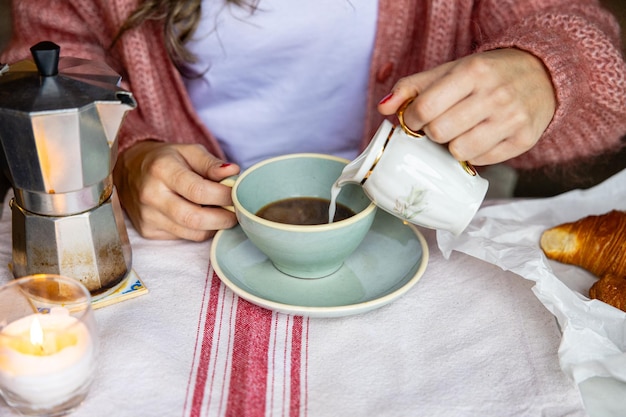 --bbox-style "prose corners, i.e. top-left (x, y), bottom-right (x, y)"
top-left (232, 153), bottom-right (377, 231)
top-left (0, 274), bottom-right (93, 328)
